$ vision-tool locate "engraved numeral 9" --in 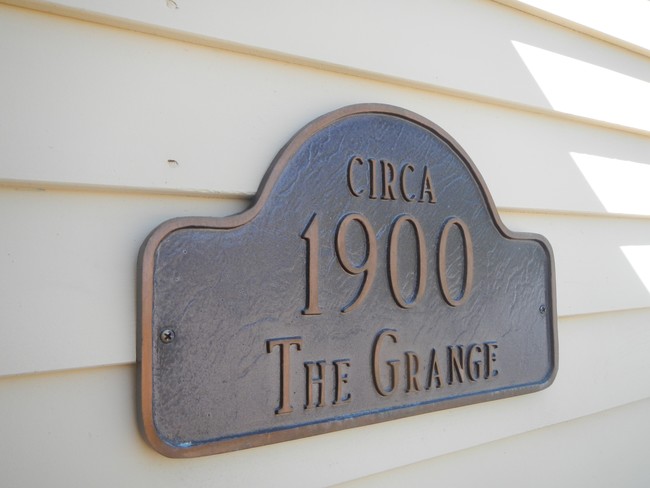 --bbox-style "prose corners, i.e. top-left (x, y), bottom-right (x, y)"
top-left (335, 213), bottom-right (377, 313)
